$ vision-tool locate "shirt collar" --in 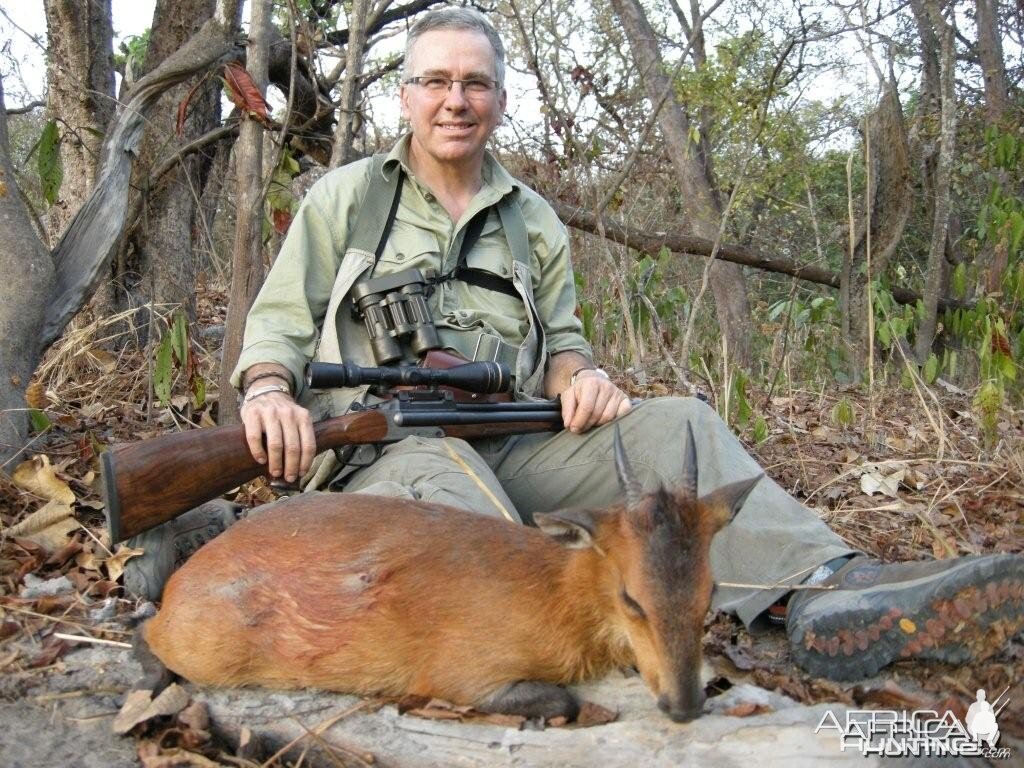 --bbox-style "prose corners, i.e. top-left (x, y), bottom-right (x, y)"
top-left (381, 133), bottom-right (518, 198)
